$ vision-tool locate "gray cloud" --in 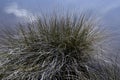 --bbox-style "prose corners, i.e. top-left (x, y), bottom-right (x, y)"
top-left (4, 2), bottom-right (37, 22)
